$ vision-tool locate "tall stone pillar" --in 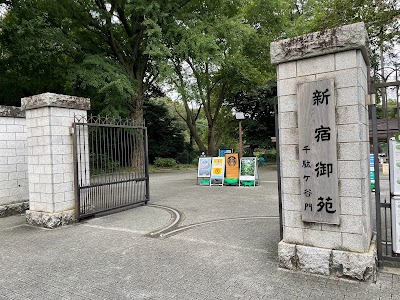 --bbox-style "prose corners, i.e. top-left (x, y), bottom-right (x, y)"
top-left (22, 93), bottom-right (90, 228)
top-left (271, 23), bottom-right (376, 280)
